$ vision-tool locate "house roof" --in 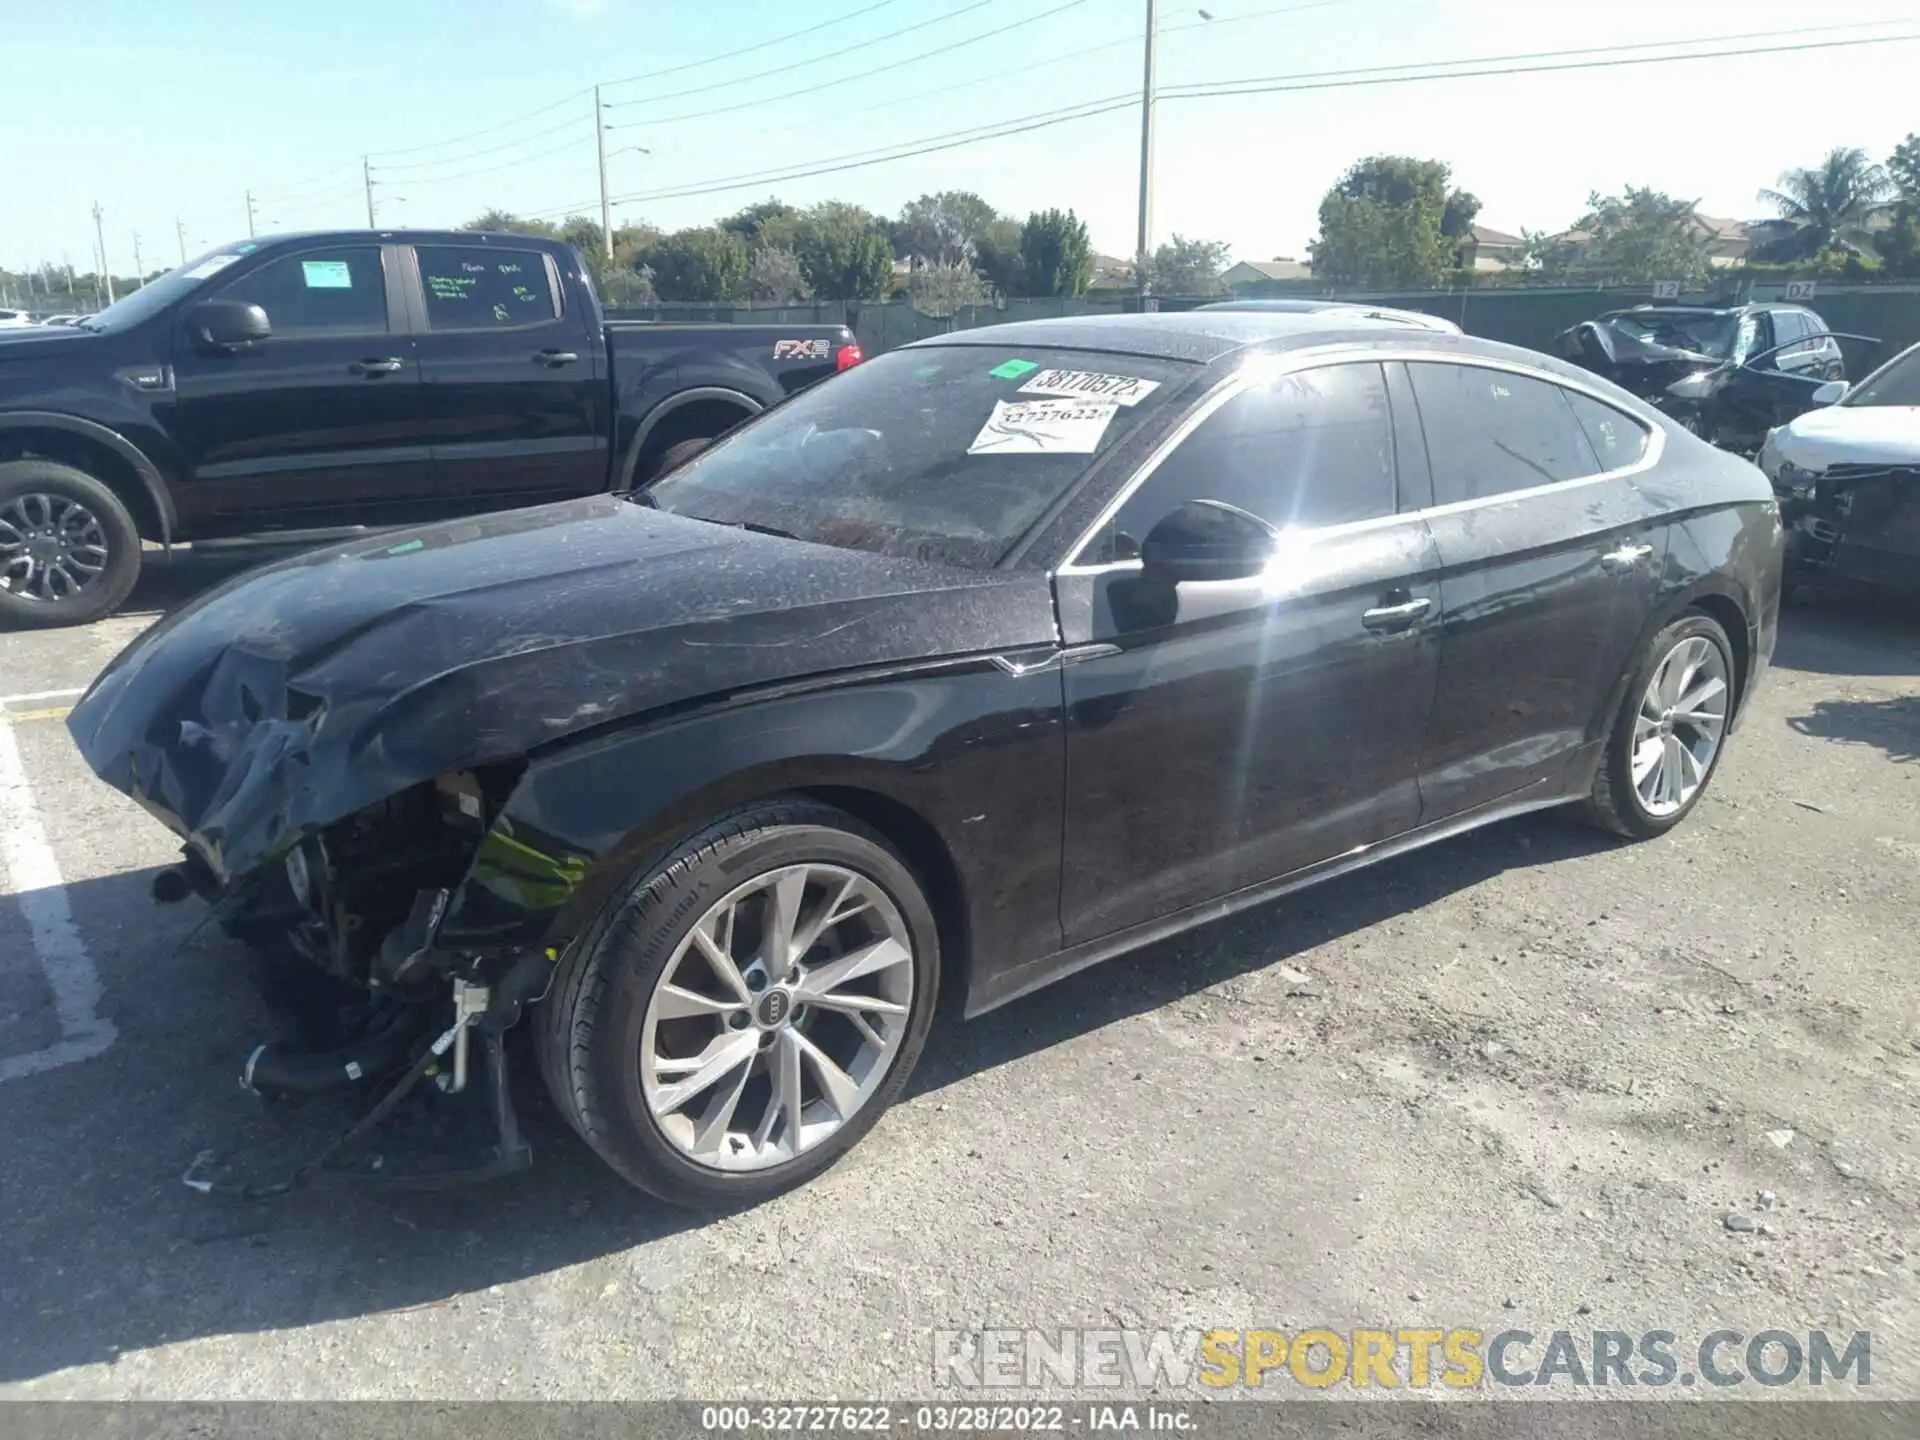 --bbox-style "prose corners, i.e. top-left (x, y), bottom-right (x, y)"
top-left (1223, 258), bottom-right (1312, 281)
top-left (1693, 215), bottom-right (1751, 239)
top-left (1469, 224), bottom-right (1525, 247)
